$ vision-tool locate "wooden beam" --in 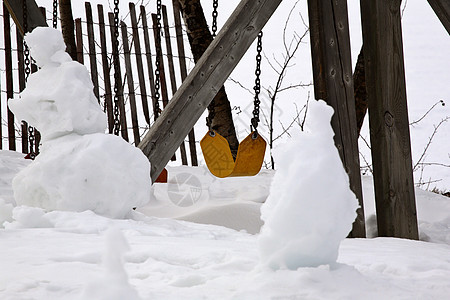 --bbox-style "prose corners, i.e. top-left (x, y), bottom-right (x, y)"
top-left (427, 0), bottom-right (450, 35)
top-left (139, 0), bottom-right (283, 182)
top-left (360, 0), bottom-right (419, 239)
top-left (3, 0), bottom-right (47, 36)
top-left (307, 0), bottom-right (365, 238)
